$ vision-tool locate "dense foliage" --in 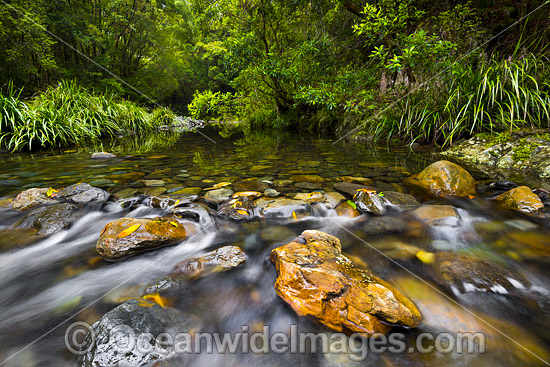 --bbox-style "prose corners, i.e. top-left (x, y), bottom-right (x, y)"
top-left (0, 81), bottom-right (173, 150)
top-left (1, 0), bottom-right (549, 148)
